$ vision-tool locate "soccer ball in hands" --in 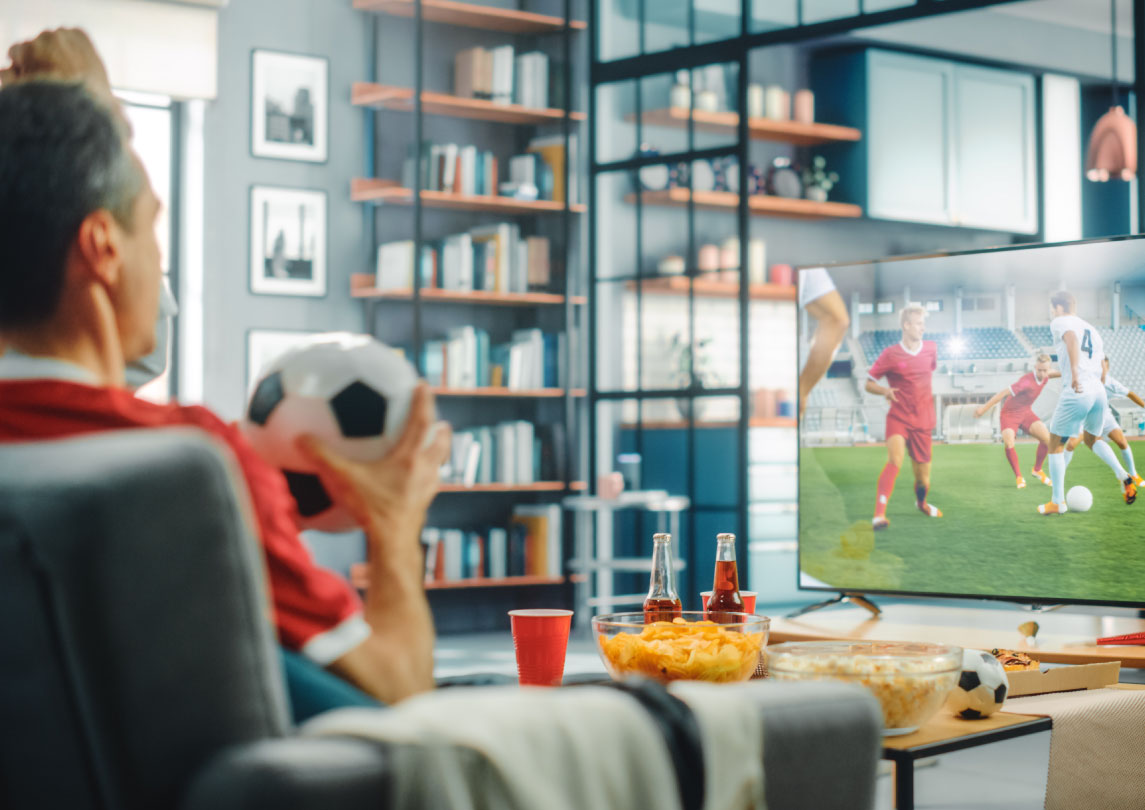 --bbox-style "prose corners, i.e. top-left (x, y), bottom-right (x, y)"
top-left (945, 649), bottom-right (1009, 719)
top-left (240, 332), bottom-right (420, 532)
top-left (1066, 486), bottom-right (1093, 512)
